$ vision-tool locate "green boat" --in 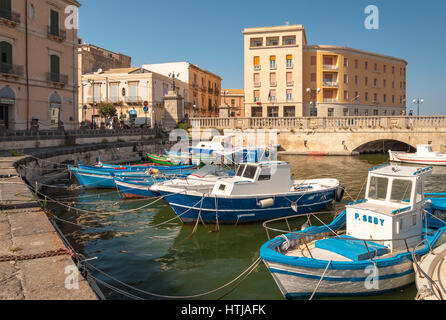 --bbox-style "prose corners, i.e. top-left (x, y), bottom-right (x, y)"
top-left (146, 153), bottom-right (175, 166)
